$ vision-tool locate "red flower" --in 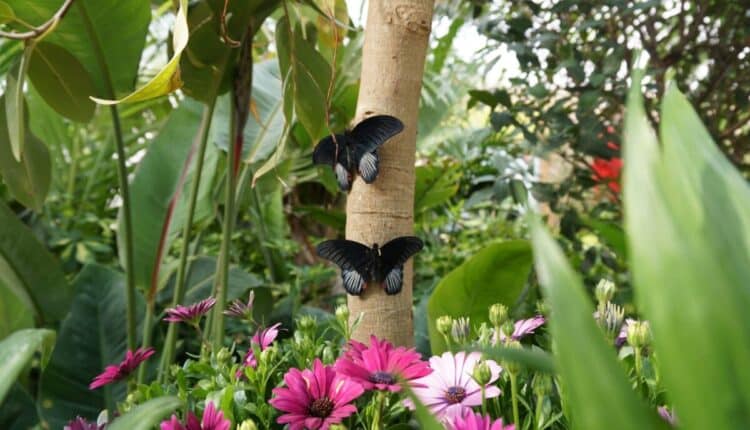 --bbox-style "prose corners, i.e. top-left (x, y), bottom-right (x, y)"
top-left (591, 157), bottom-right (623, 193)
top-left (89, 347), bottom-right (155, 389)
